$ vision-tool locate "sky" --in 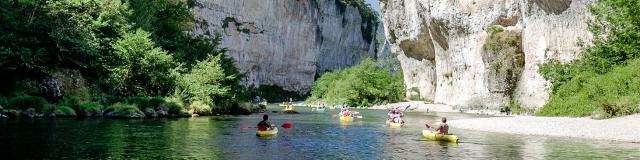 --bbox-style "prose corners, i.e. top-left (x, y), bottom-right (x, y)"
top-left (364, 0), bottom-right (381, 14)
